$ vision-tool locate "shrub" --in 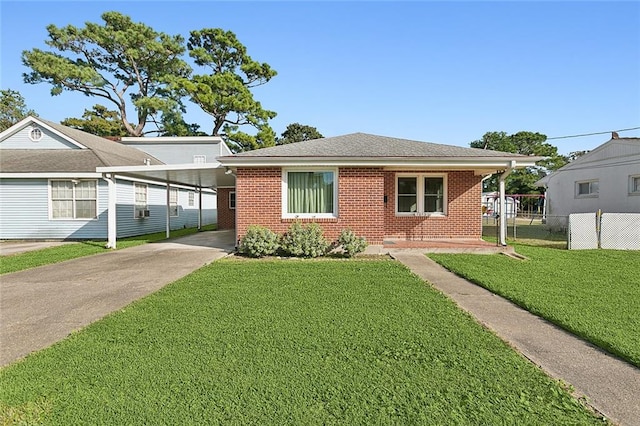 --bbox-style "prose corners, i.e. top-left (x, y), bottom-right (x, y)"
top-left (280, 222), bottom-right (329, 258)
top-left (337, 229), bottom-right (368, 257)
top-left (238, 225), bottom-right (280, 258)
